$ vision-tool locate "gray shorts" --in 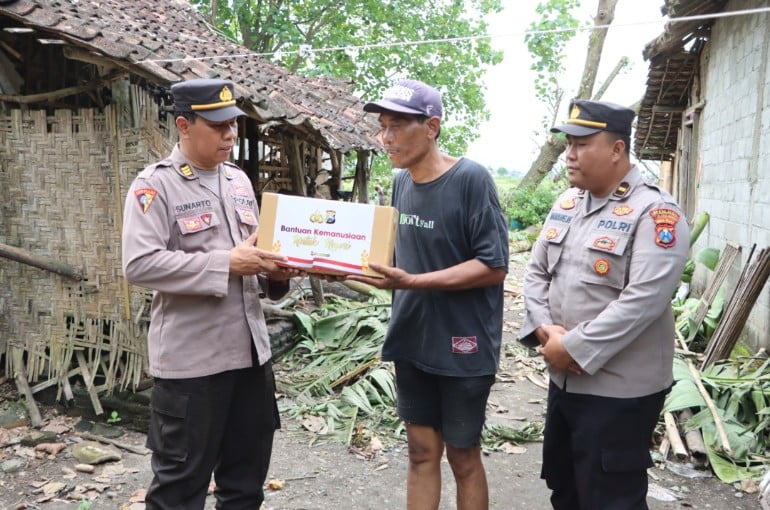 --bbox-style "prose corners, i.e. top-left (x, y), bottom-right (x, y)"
top-left (394, 360), bottom-right (494, 448)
